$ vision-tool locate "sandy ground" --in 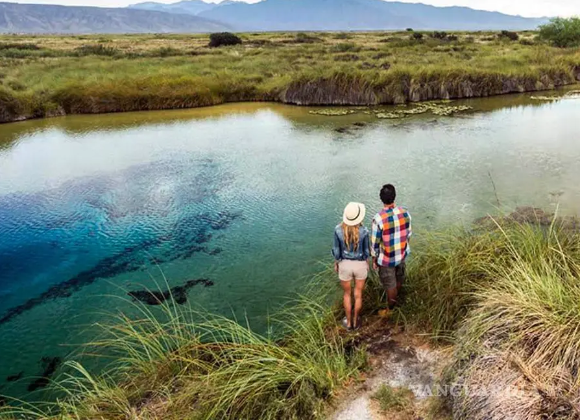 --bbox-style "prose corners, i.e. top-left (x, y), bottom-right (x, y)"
top-left (330, 317), bottom-right (450, 420)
